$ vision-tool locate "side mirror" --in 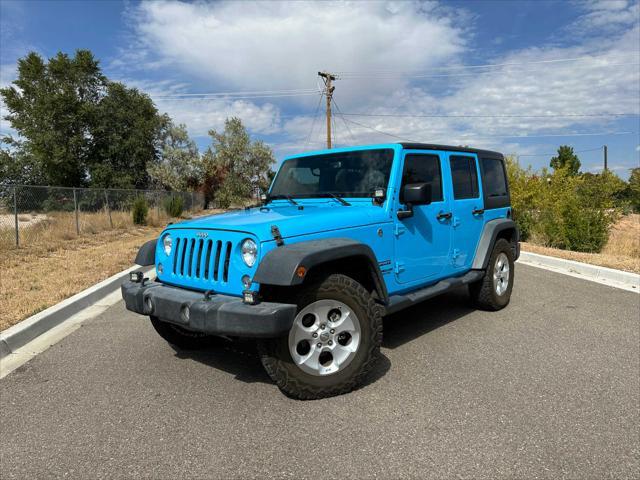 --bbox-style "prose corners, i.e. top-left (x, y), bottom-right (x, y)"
top-left (403, 183), bottom-right (432, 205)
top-left (397, 183), bottom-right (432, 220)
